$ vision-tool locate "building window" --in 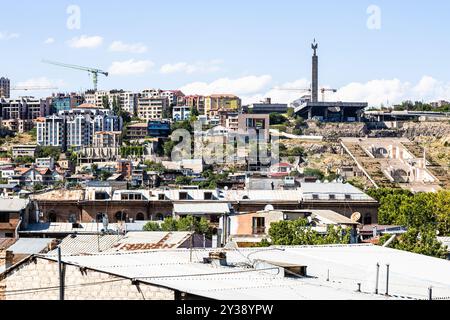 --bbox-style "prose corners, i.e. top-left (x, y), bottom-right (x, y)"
top-left (329, 194), bottom-right (336, 200)
top-left (0, 213), bottom-right (10, 223)
top-left (312, 194), bottom-right (319, 200)
top-left (136, 213), bottom-right (145, 221)
top-left (5, 233), bottom-right (14, 238)
top-left (345, 194), bottom-right (352, 200)
top-left (155, 213), bottom-right (164, 221)
top-left (48, 211), bottom-right (57, 223)
top-left (364, 214), bottom-right (372, 225)
top-left (179, 192), bottom-right (189, 200)
top-left (115, 211), bottom-right (128, 222)
top-left (252, 217), bottom-right (266, 235)
top-left (204, 192), bottom-right (213, 200)
top-left (158, 194), bottom-right (166, 200)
